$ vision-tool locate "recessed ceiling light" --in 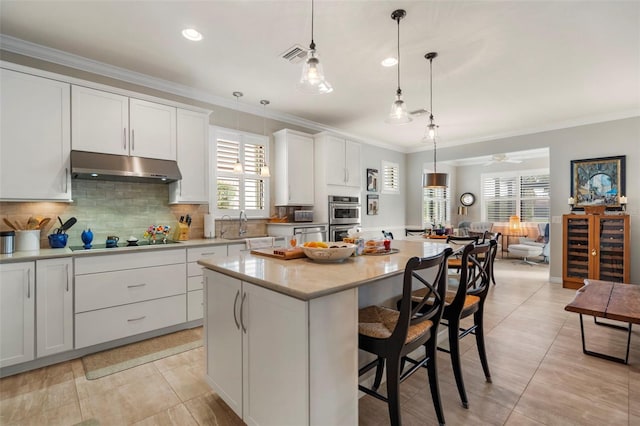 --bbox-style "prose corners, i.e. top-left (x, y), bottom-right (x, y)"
top-left (381, 57), bottom-right (398, 67)
top-left (182, 28), bottom-right (203, 41)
